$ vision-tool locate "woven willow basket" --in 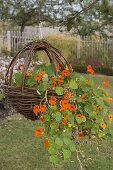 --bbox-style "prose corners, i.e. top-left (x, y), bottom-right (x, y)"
top-left (3, 40), bottom-right (71, 120)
